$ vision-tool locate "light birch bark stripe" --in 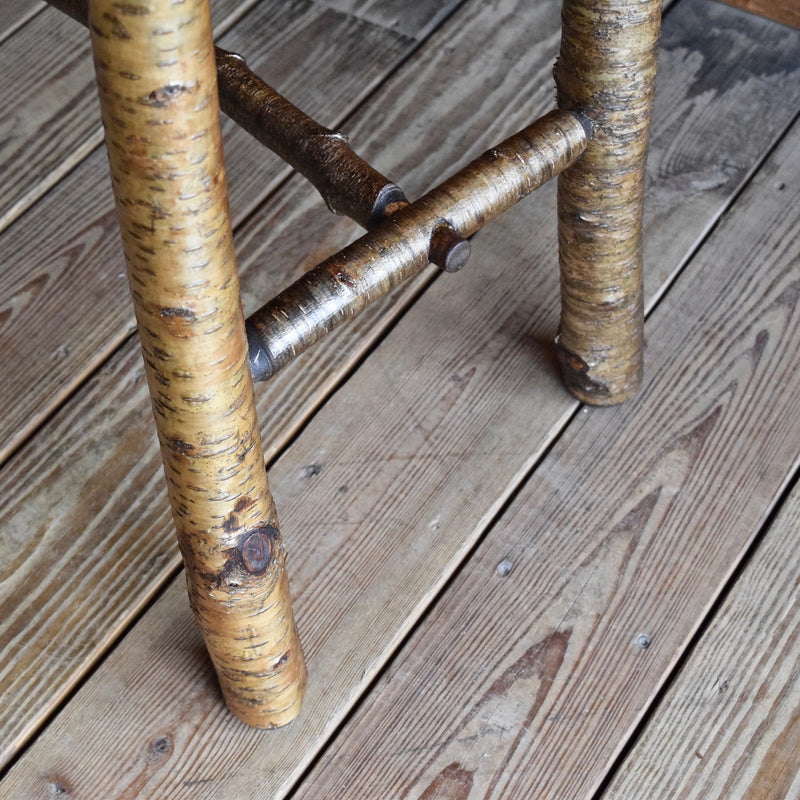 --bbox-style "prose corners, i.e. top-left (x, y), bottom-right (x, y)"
top-left (89, 0), bottom-right (305, 727)
top-left (555, 0), bottom-right (663, 404)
